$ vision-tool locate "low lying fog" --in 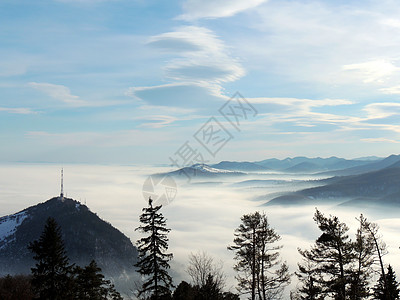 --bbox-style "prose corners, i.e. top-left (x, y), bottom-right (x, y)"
top-left (1, 163), bottom-right (399, 296)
